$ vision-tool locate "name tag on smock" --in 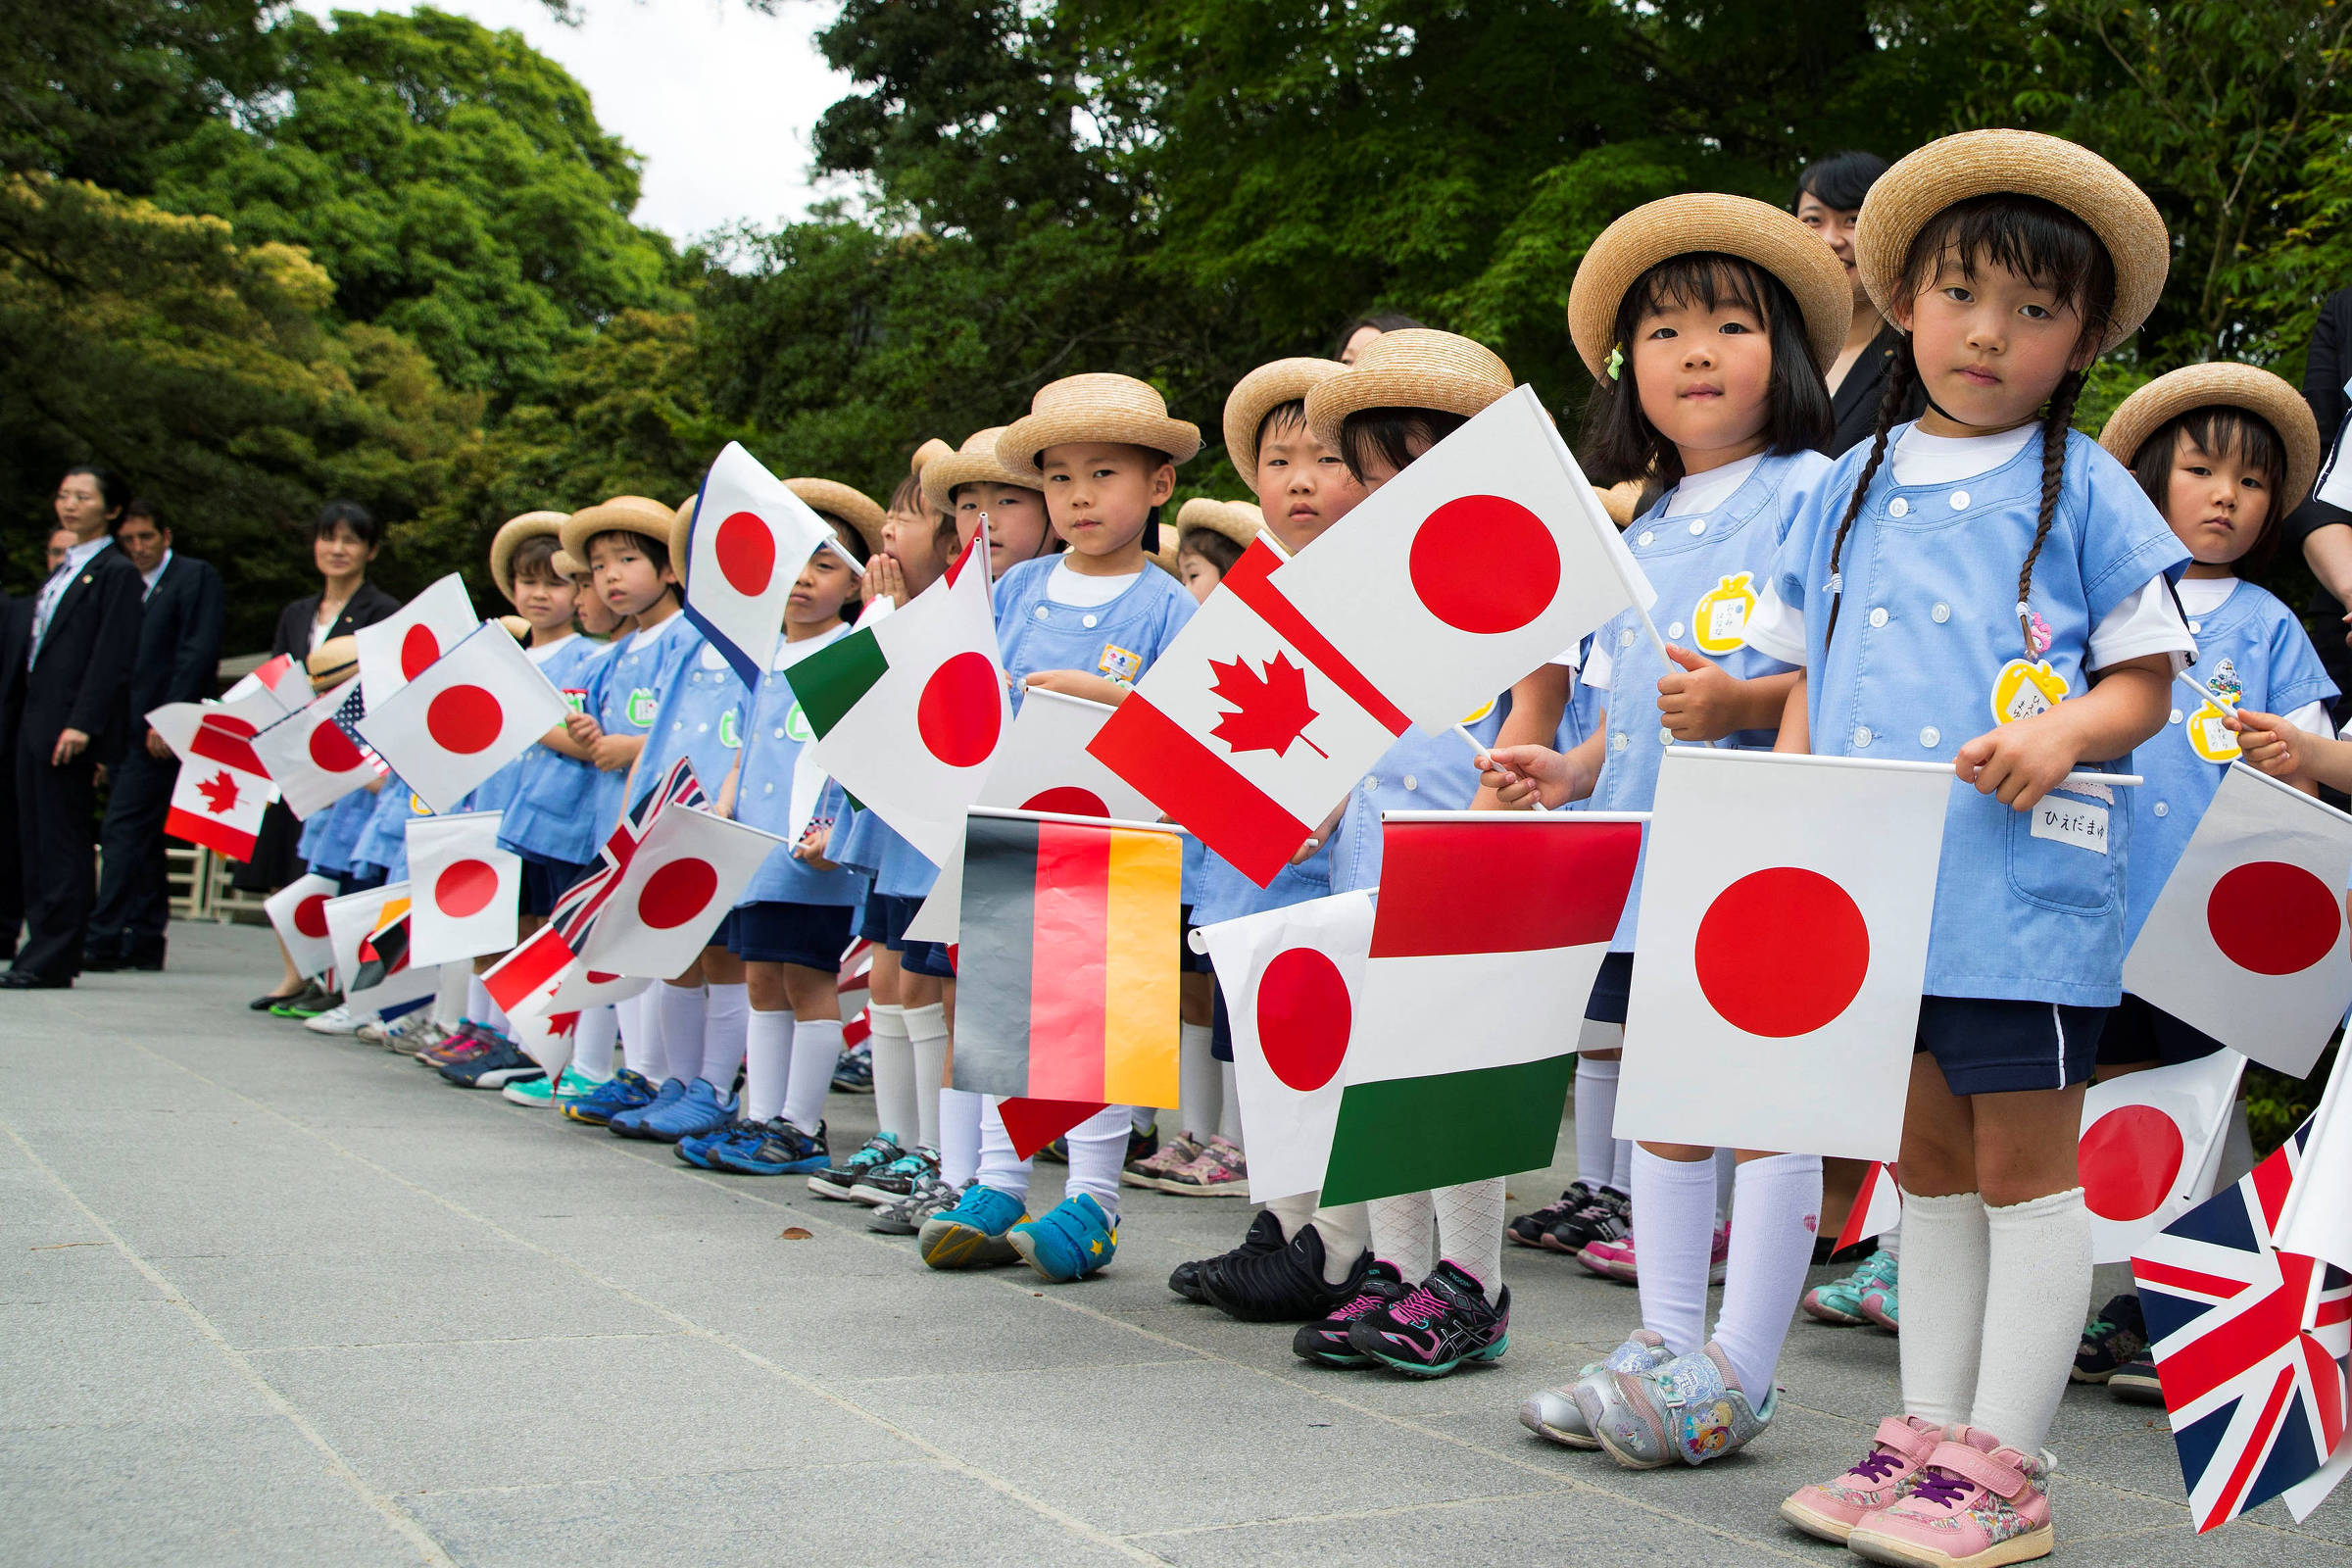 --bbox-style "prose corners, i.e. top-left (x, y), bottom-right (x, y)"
top-left (2031, 797), bottom-right (2110, 855)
